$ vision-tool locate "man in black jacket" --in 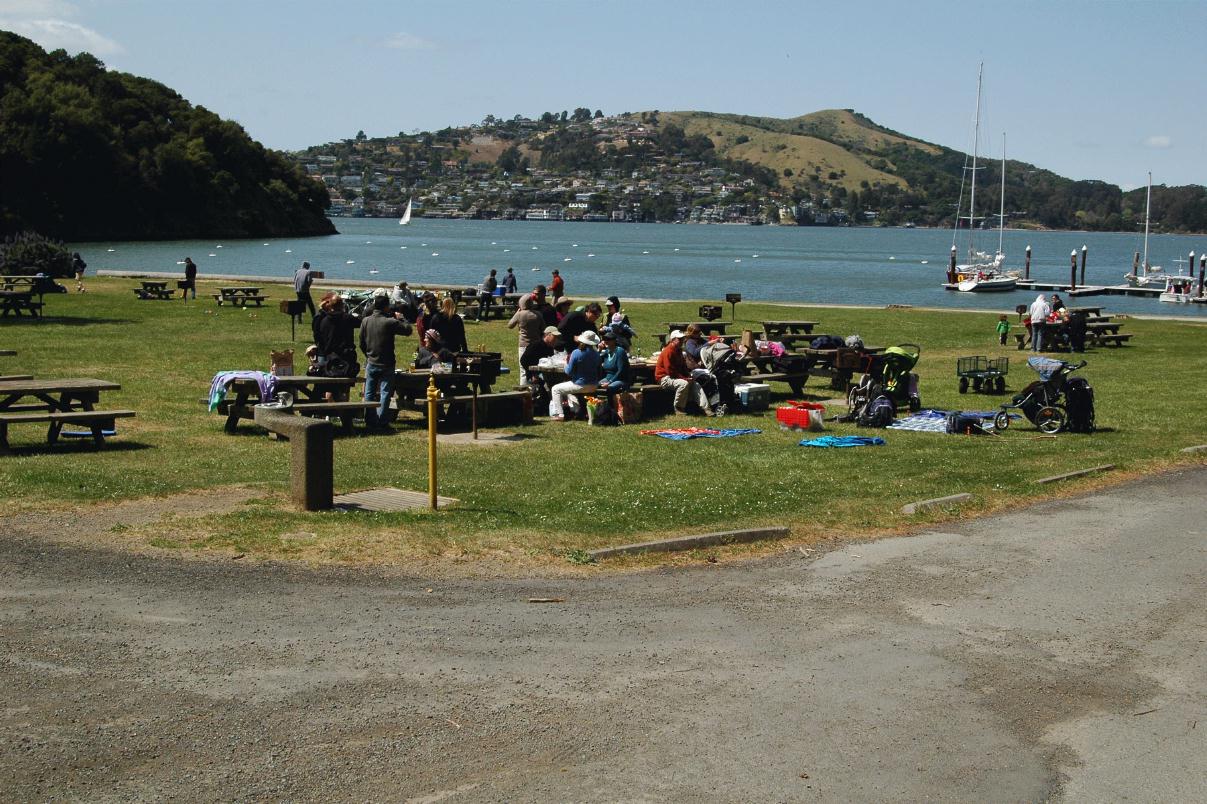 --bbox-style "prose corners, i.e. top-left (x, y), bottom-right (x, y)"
top-left (557, 301), bottom-right (602, 346)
